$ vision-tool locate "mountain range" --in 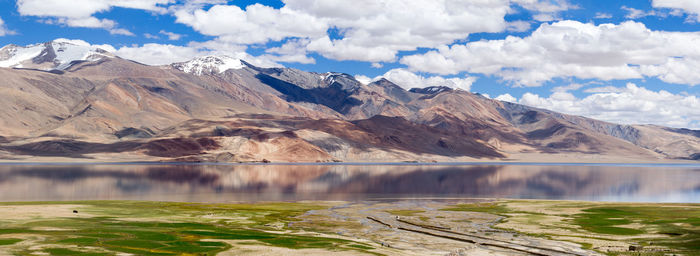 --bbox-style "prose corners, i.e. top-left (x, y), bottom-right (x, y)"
top-left (0, 39), bottom-right (698, 163)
